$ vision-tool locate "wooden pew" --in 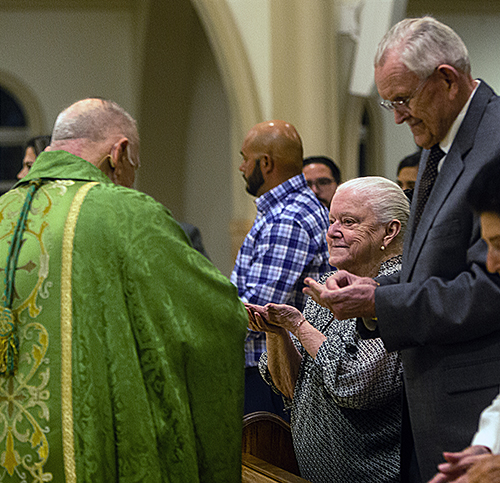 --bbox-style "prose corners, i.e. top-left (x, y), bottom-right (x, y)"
top-left (242, 411), bottom-right (310, 483)
top-left (242, 453), bottom-right (310, 482)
